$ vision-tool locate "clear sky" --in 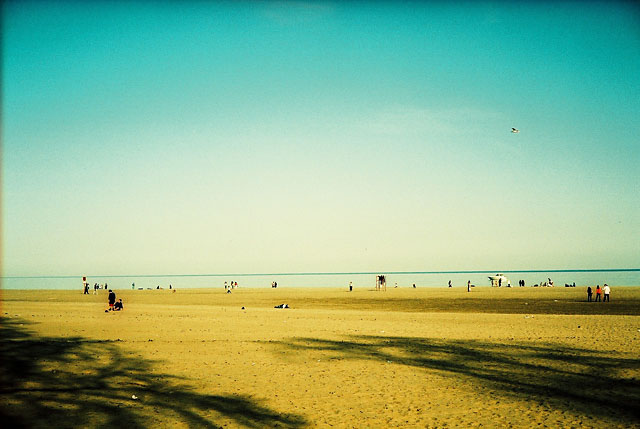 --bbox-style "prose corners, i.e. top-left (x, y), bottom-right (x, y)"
top-left (2, 1), bottom-right (639, 276)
